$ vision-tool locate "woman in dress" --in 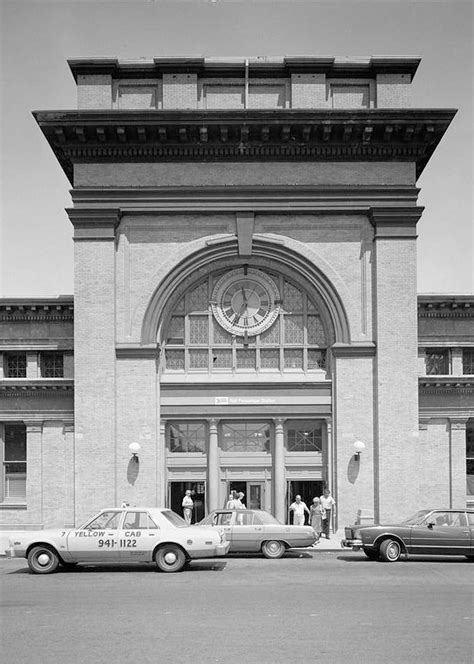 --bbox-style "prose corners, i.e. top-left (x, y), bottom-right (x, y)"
top-left (309, 497), bottom-right (325, 543)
